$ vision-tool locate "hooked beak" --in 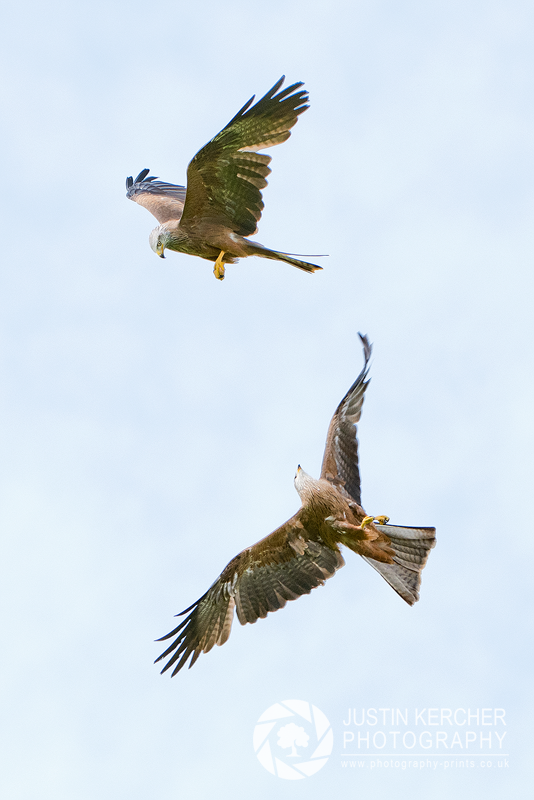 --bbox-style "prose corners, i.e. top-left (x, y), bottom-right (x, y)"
top-left (156, 243), bottom-right (165, 259)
